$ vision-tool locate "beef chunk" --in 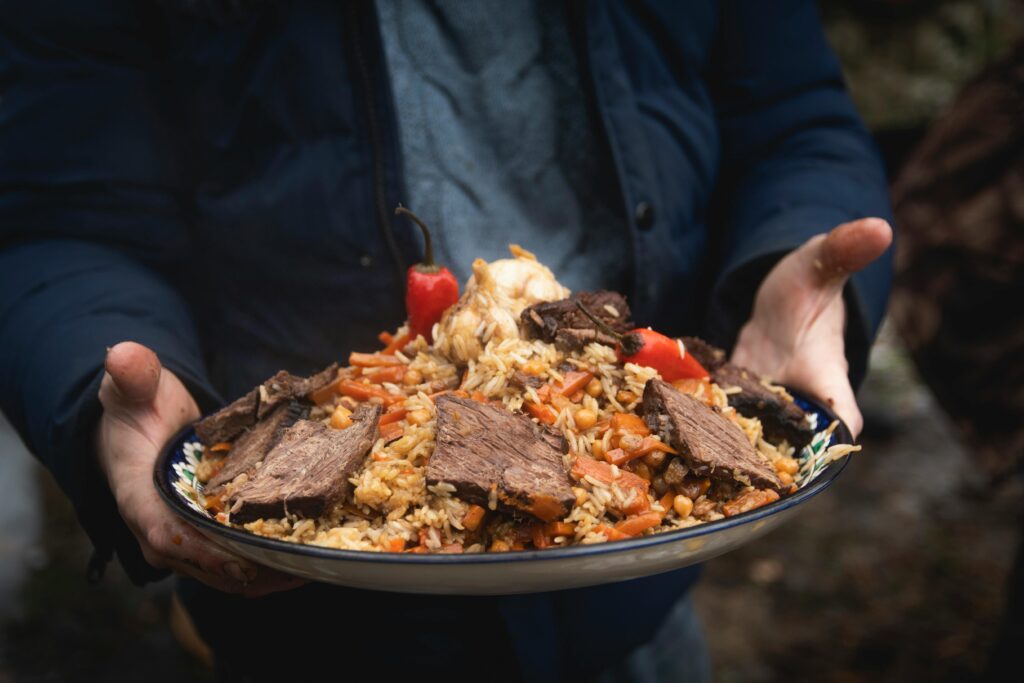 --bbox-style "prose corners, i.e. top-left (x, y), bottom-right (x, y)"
top-left (427, 395), bottom-right (574, 522)
top-left (521, 291), bottom-right (633, 350)
top-left (509, 371), bottom-right (544, 391)
top-left (642, 379), bottom-right (783, 491)
top-left (679, 337), bottom-right (813, 450)
top-left (257, 363), bottom-right (339, 418)
top-left (710, 364), bottom-right (814, 450)
top-left (228, 404), bottom-right (380, 524)
top-left (194, 389), bottom-right (258, 445)
top-left (206, 401), bottom-right (307, 490)
top-left (679, 336), bottom-right (727, 372)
